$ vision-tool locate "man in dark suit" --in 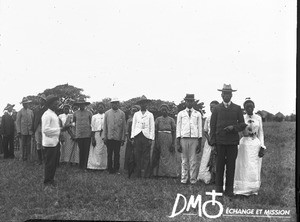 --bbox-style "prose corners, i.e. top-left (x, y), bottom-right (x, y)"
top-left (1, 103), bottom-right (16, 159)
top-left (210, 84), bottom-right (246, 197)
